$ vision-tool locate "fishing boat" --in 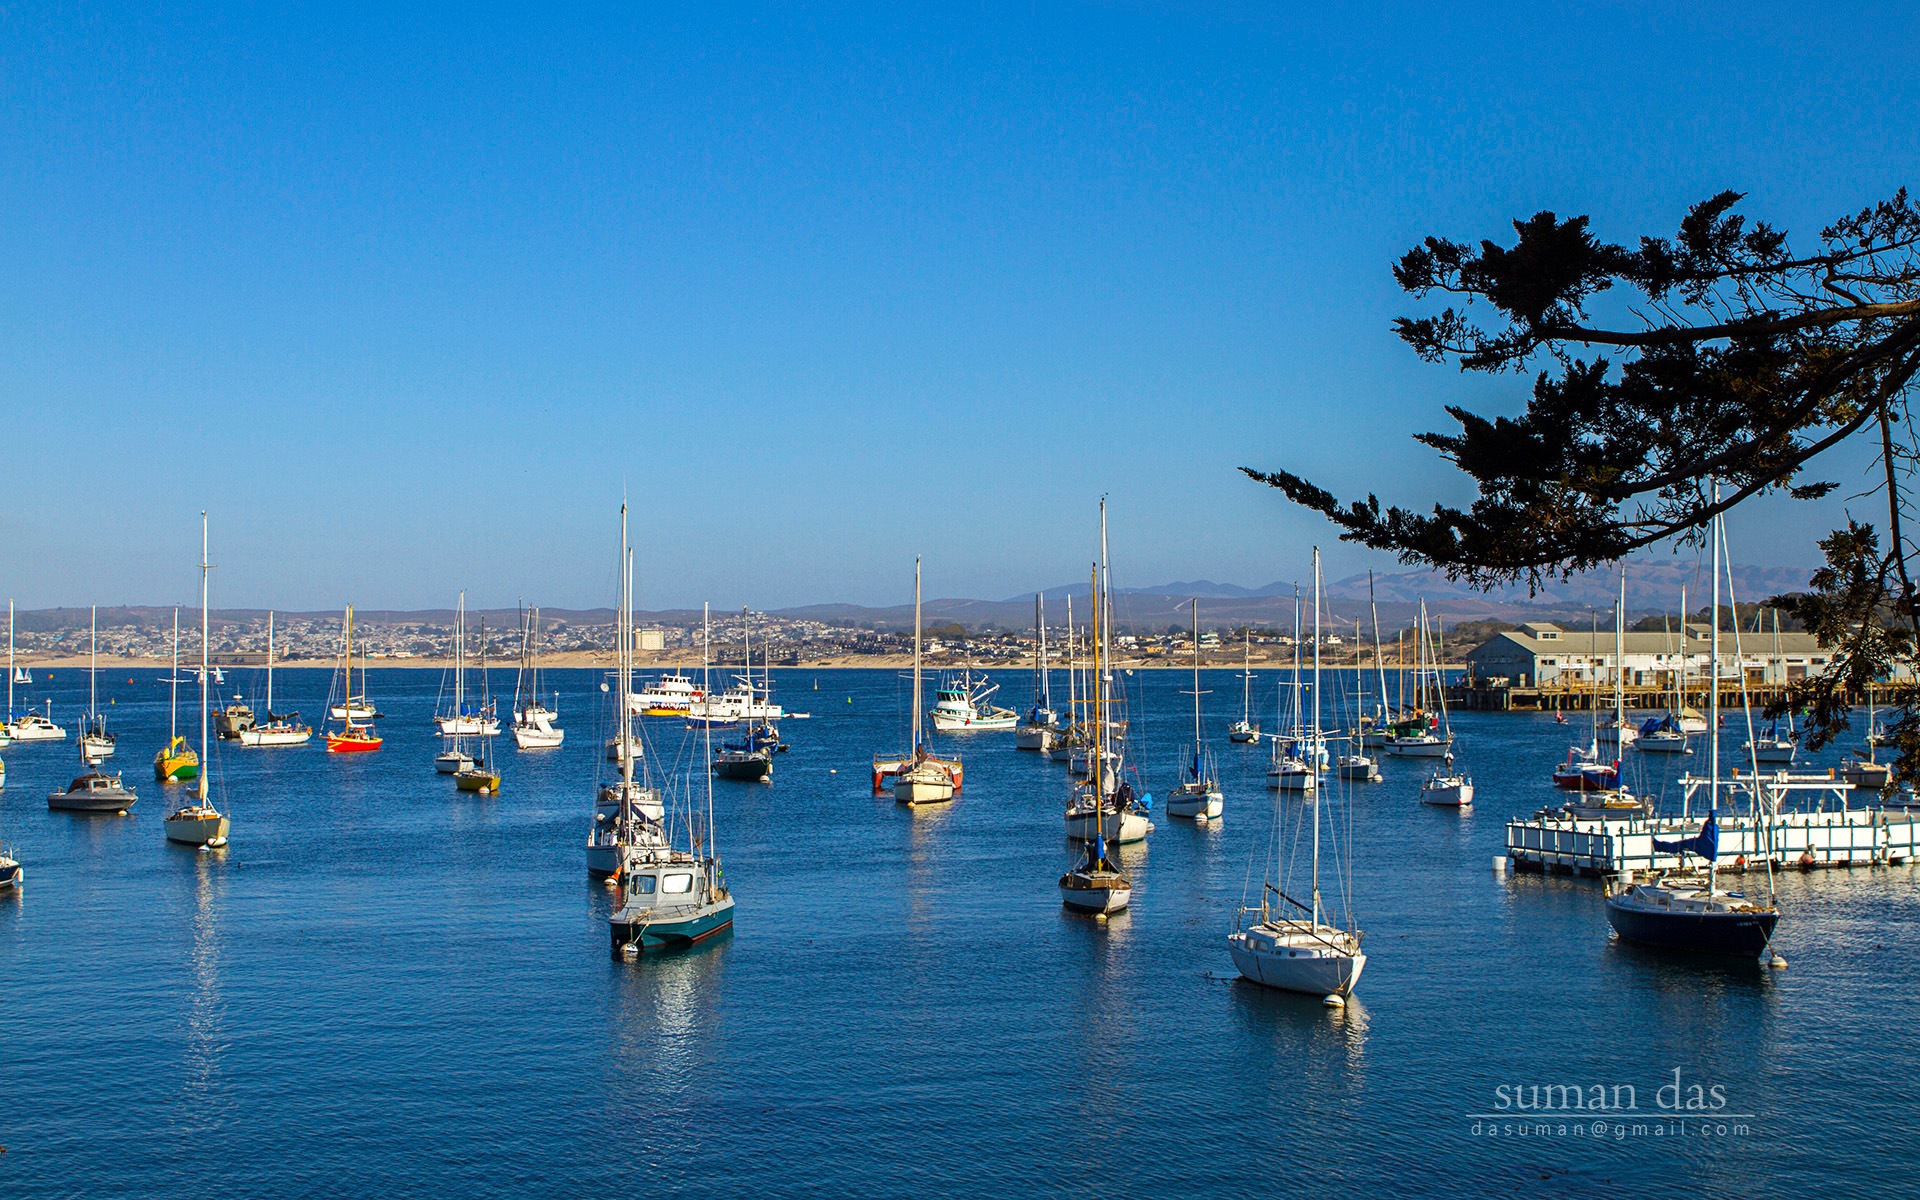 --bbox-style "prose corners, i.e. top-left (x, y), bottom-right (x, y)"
top-left (928, 665), bottom-right (1019, 731)
top-left (76, 606), bottom-right (115, 762)
top-left (1014, 594), bottom-right (1059, 751)
top-left (879, 560), bottom-right (963, 805)
top-left (213, 694), bottom-right (256, 739)
top-left (325, 606), bottom-right (383, 753)
top-left (1606, 504), bottom-right (1780, 959)
top-left (237, 612), bottom-right (313, 746)
top-left (511, 605), bottom-right (564, 749)
top-left (608, 699), bottom-right (734, 956)
top-left (154, 607), bottom-right (201, 782)
top-left (588, 504), bottom-right (668, 877)
top-left (1166, 599), bottom-right (1225, 820)
top-left (1229, 548), bottom-right (1366, 1000)
top-left (1227, 628), bottom-right (1260, 744)
top-left (632, 671), bottom-right (701, 717)
top-left (165, 514), bottom-right (232, 848)
top-left (1064, 509), bottom-right (1154, 844)
top-left (7, 705), bottom-right (64, 743)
